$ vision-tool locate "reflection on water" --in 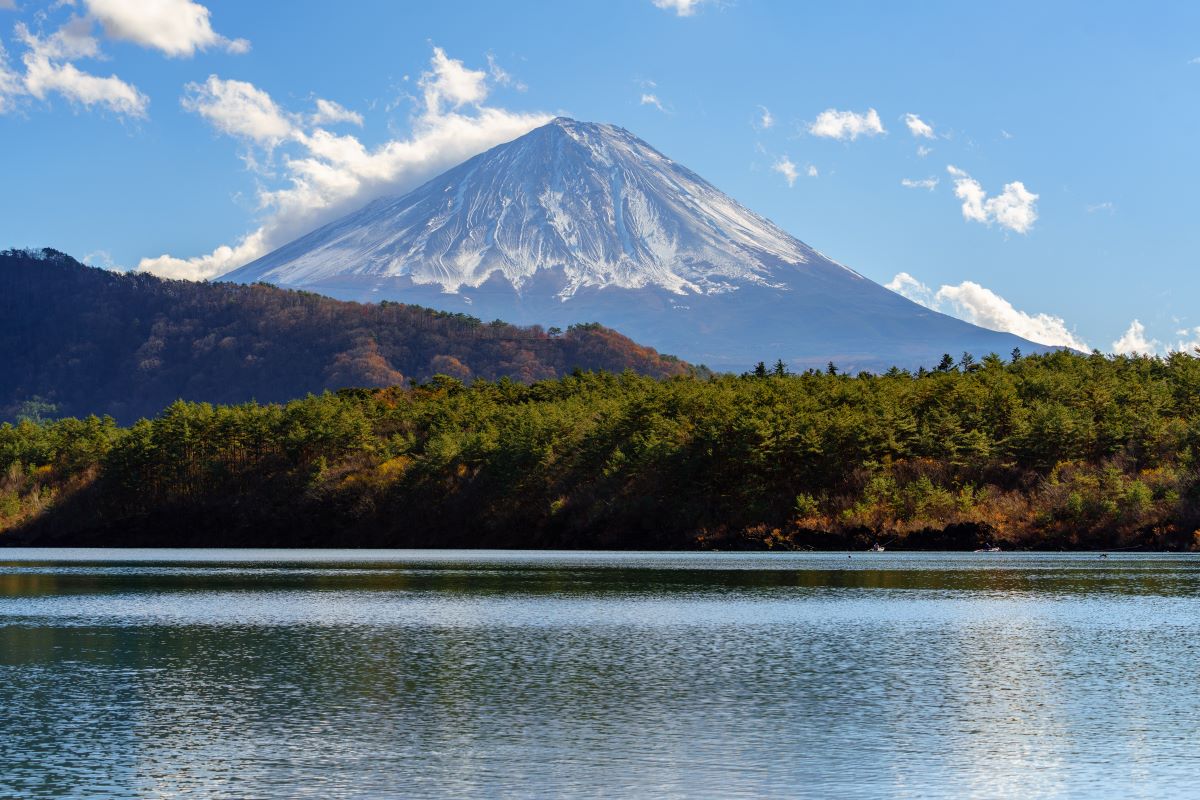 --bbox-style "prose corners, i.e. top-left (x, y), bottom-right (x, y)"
top-left (1, 550), bottom-right (1198, 799)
